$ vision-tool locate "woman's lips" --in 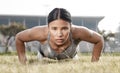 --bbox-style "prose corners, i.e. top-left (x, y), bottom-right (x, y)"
top-left (56, 39), bottom-right (63, 42)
